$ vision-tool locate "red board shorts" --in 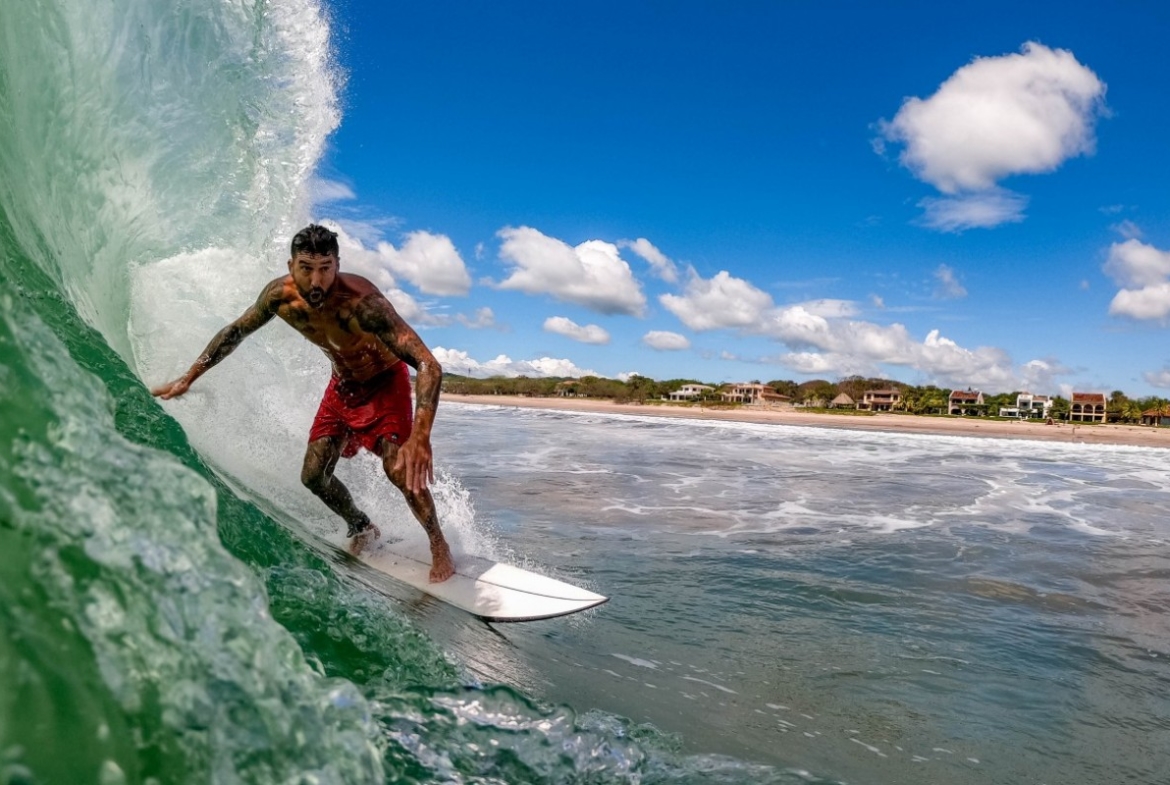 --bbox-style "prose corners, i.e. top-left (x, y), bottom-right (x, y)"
top-left (308, 361), bottom-right (413, 458)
